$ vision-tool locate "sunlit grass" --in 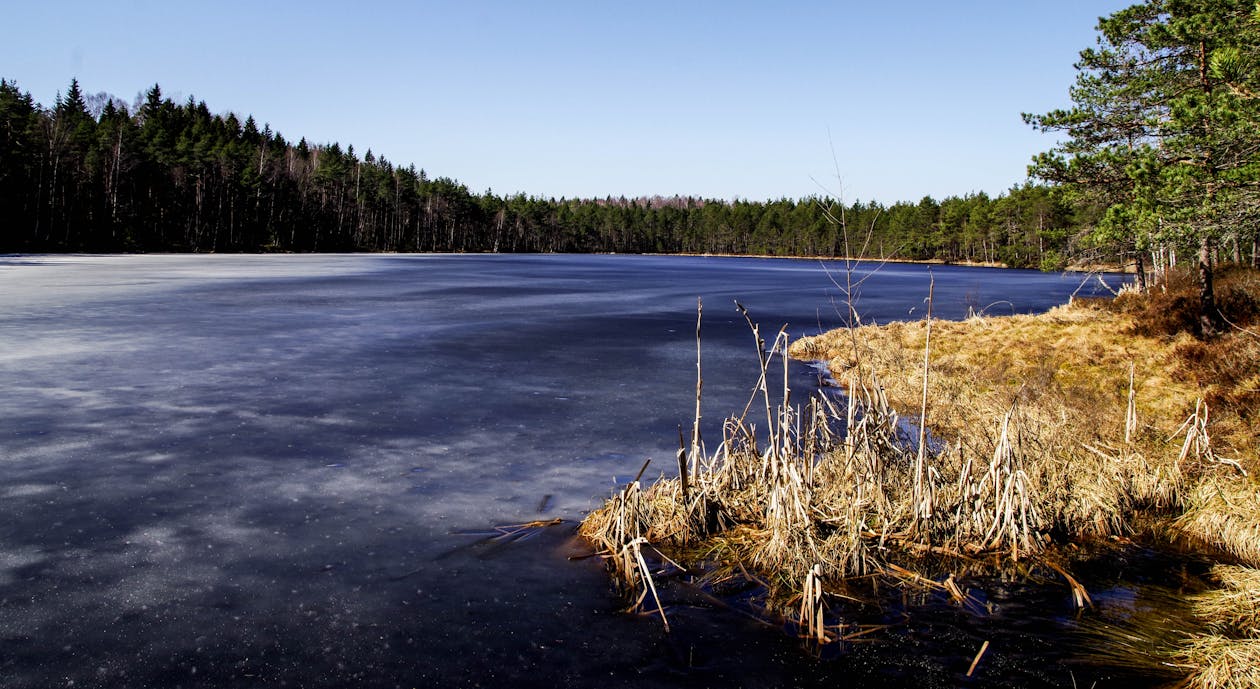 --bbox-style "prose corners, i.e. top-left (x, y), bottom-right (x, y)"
top-left (581, 265), bottom-right (1260, 688)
